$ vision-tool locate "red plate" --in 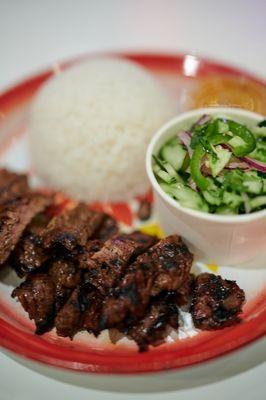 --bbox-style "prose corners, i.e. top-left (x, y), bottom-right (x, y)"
top-left (0, 52), bottom-right (265, 374)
